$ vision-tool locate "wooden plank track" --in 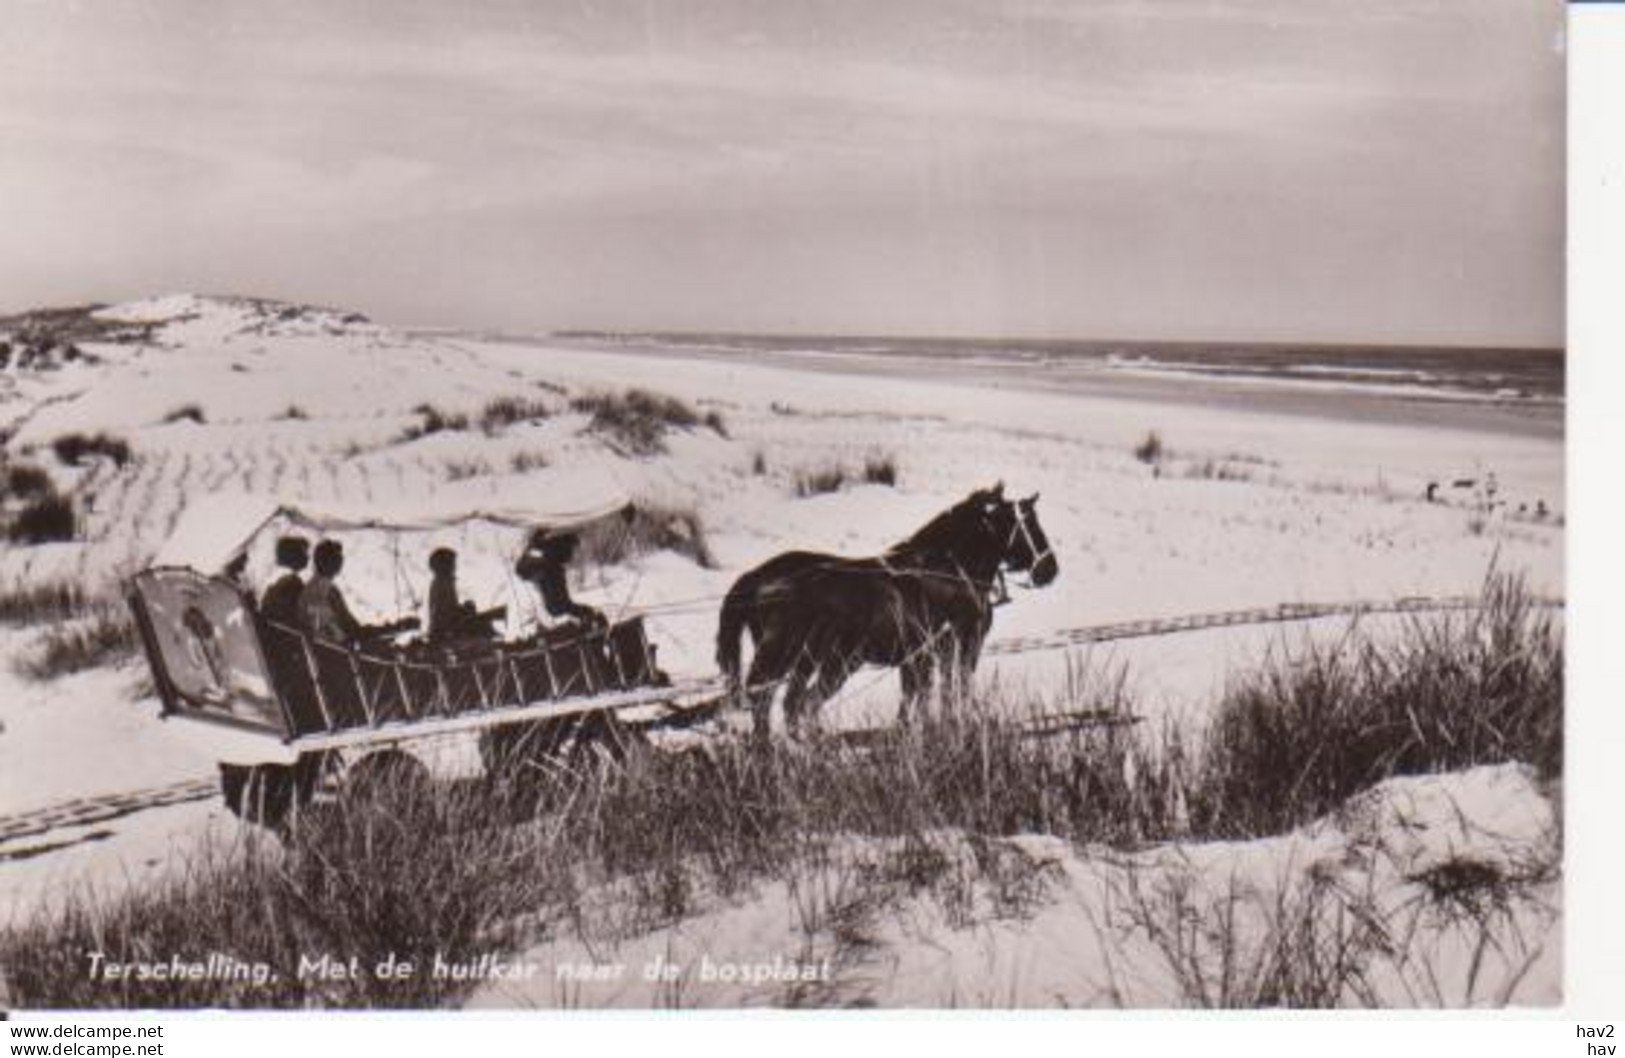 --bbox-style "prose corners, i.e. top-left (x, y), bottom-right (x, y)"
top-left (0, 777), bottom-right (219, 848)
top-left (981, 595), bottom-right (1563, 659)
